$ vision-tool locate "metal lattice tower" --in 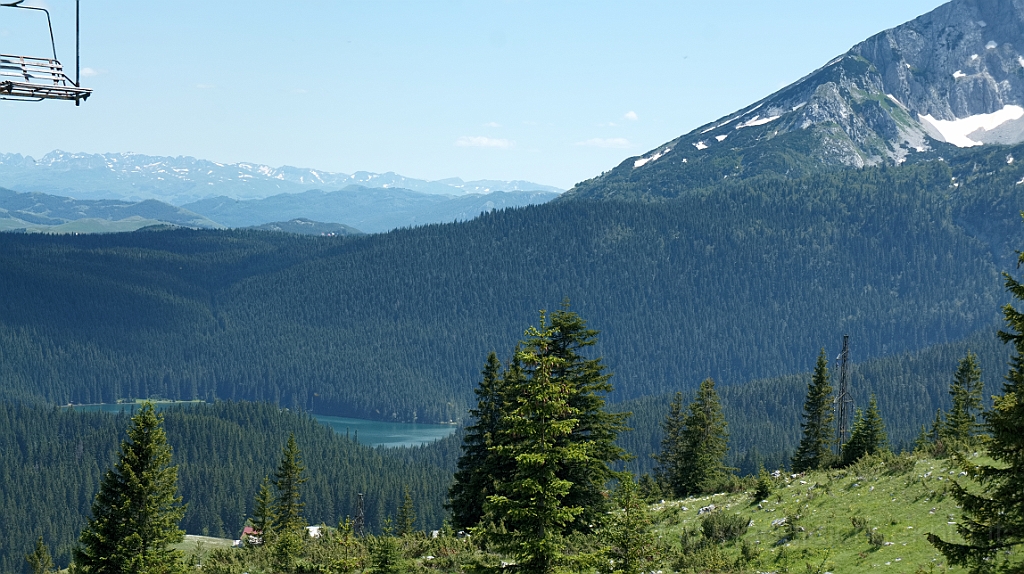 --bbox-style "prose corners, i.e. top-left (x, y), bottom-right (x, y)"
top-left (354, 493), bottom-right (365, 536)
top-left (834, 335), bottom-right (852, 452)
